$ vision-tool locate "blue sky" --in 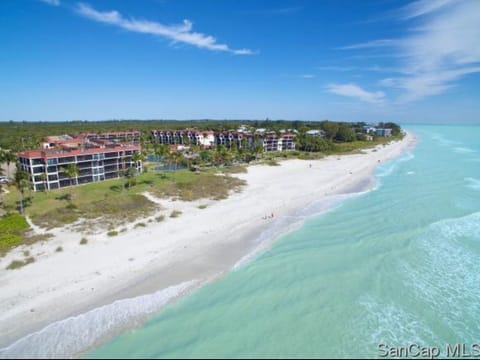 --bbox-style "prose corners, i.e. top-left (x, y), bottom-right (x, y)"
top-left (0, 0), bottom-right (479, 123)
